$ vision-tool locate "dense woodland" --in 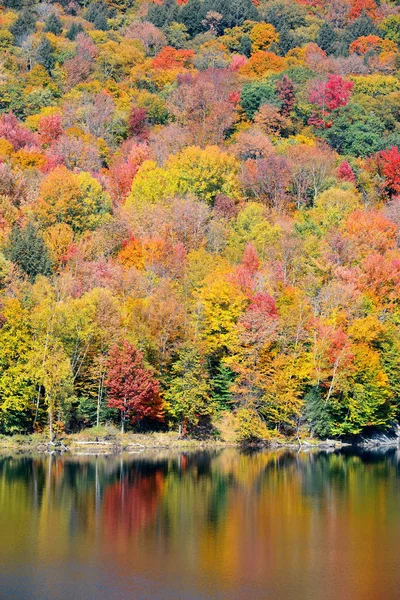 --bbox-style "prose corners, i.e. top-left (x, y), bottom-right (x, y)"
top-left (0, 0), bottom-right (400, 441)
